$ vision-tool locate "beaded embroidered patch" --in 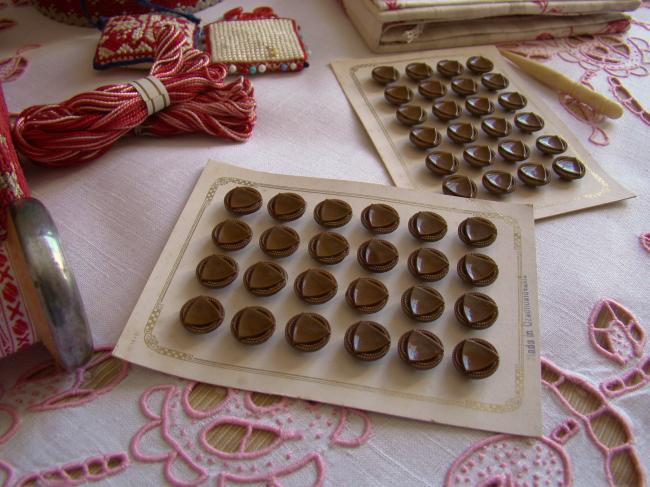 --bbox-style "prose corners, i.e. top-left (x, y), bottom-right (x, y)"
top-left (204, 7), bottom-right (308, 75)
top-left (93, 14), bottom-right (199, 70)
